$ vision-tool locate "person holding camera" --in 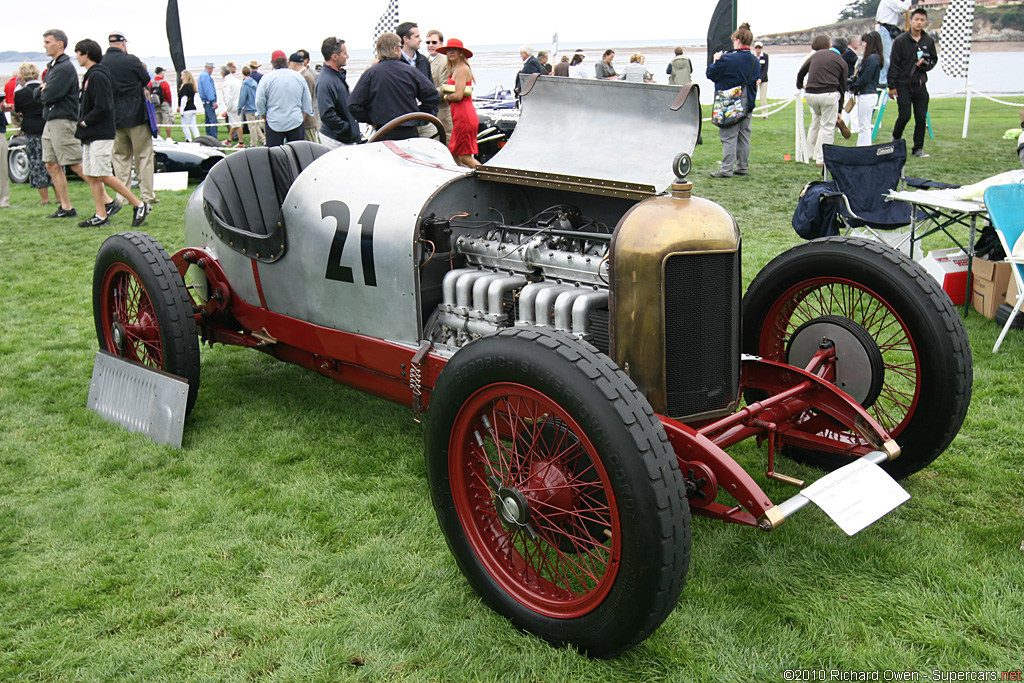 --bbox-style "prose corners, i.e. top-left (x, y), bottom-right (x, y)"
top-left (888, 8), bottom-right (937, 158)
